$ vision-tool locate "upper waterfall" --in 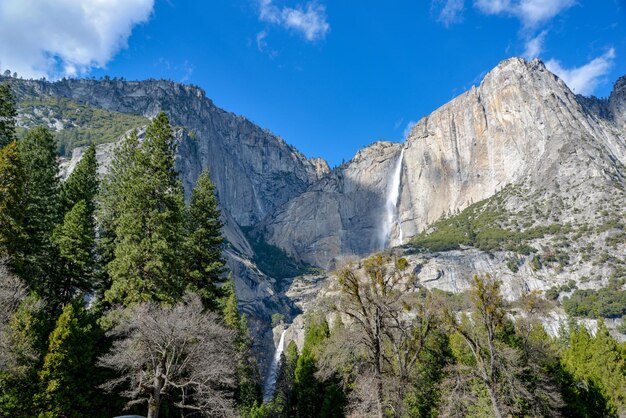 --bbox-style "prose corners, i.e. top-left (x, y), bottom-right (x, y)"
top-left (380, 147), bottom-right (405, 249)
